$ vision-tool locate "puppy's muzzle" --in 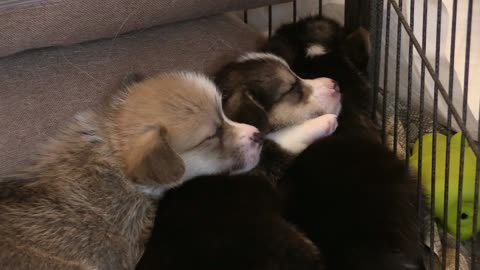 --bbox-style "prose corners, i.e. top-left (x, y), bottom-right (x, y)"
top-left (234, 123), bottom-right (262, 148)
top-left (306, 78), bottom-right (340, 97)
top-left (304, 77), bottom-right (342, 116)
top-left (228, 122), bottom-right (262, 173)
